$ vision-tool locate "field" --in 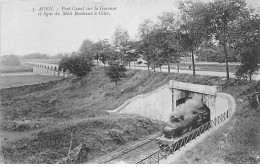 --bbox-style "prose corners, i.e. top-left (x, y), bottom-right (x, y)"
top-left (0, 66), bottom-right (259, 164)
top-left (0, 74), bottom-right (61, 89)
top-left (21, 59), bottom-right (61, 65)
top-left (178, 62), bottom-right (238, 72)
top-left (0, 66), bottom-right (33, 73)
